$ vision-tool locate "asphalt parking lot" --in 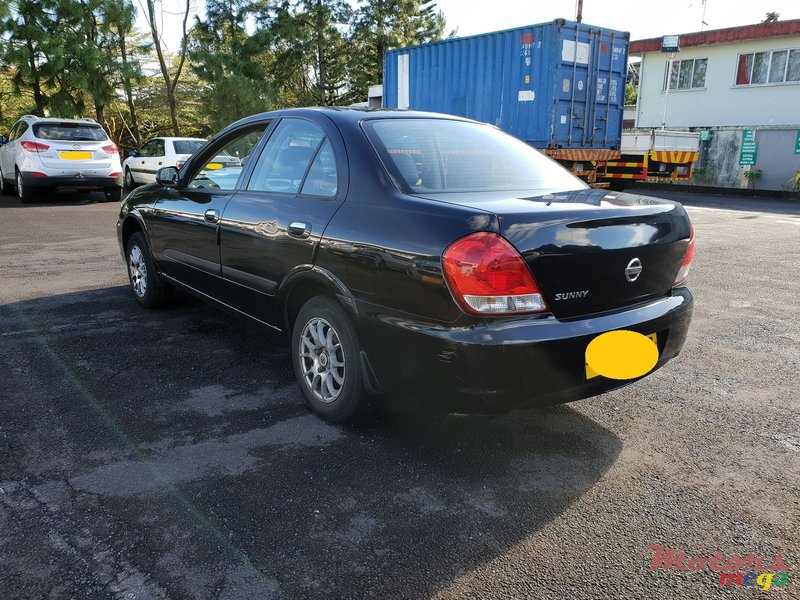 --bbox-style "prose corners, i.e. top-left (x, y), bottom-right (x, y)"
top-left (1, 188), bottom-right (798, 599)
